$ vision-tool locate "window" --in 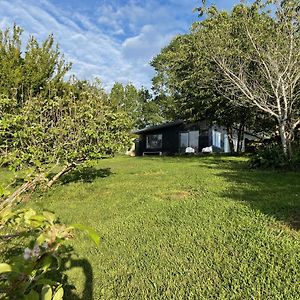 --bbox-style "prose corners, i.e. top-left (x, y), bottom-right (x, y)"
top-left (180, 131), bottom-right (199, 152)
top-left (189, 131), bottom-right (199, 149)
top-left (224, 134), bottom-right (230, 153)
top-left (212, 130), bottom-right (221, 148)
top-left (180, 132), bottom-right (189, 148)
top-left (146, 134), bottom-right (162, 149)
